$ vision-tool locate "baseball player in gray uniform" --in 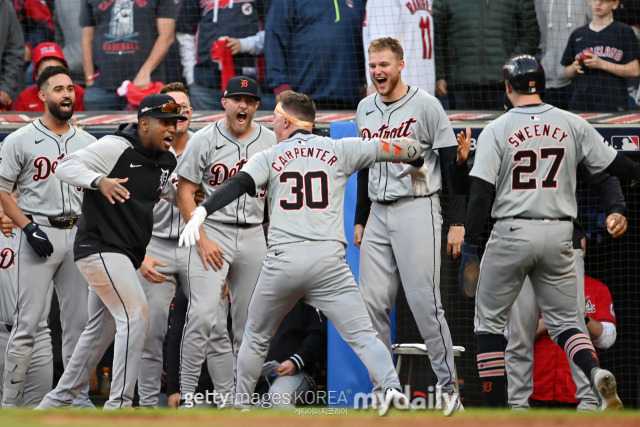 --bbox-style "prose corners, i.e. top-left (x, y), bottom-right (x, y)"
top-left (0, 223), bottom-right (55, 407)
top-left (0, 66), bottom-right (95, 408)
top-left (462, 55), bottom-right (640, 411)
top-left (175, 76), bottom-right (275, 406)
top-left (136, 83), bottom-right (234, 407)
top-left (179, 90), bottom-right (424, 416)
top-left (36, 93), bottom-right (184, 409)
top-left (354, 37), bottom-right (465, 416)
top-left (505, 170), bottom-right (626, 410)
